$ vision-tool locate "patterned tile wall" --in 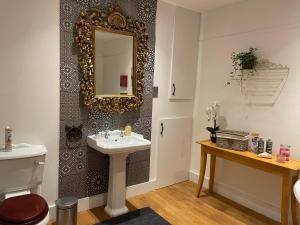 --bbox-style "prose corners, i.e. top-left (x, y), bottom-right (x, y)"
top-left (59, 0), bottom-right (157, 198)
